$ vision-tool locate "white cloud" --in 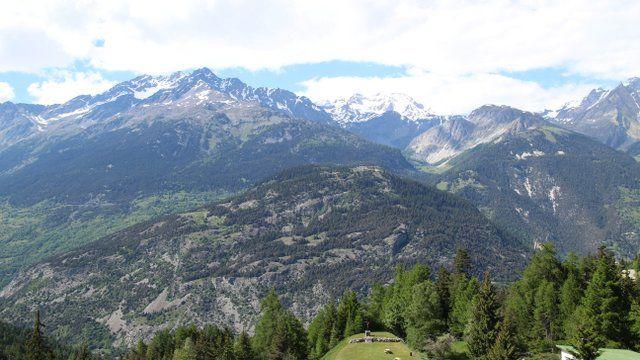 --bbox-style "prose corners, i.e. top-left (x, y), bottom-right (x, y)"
top-left (0, 82), bottom-right (15, 102)
top-left (301, 73), bottom-right (596, 114)
top-left (27, 71), bottom-right (116, 105)
top-left (0, 0), bottom-right (639, 80)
